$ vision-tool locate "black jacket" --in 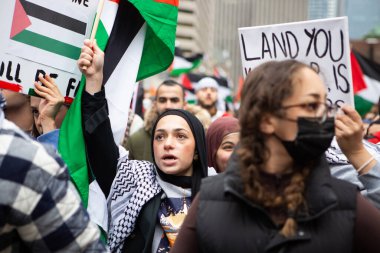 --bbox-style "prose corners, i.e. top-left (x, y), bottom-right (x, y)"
top-left (197, 153), bottom-right (357, 253)
top-left (121, 193), bottom-right (162, 253)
